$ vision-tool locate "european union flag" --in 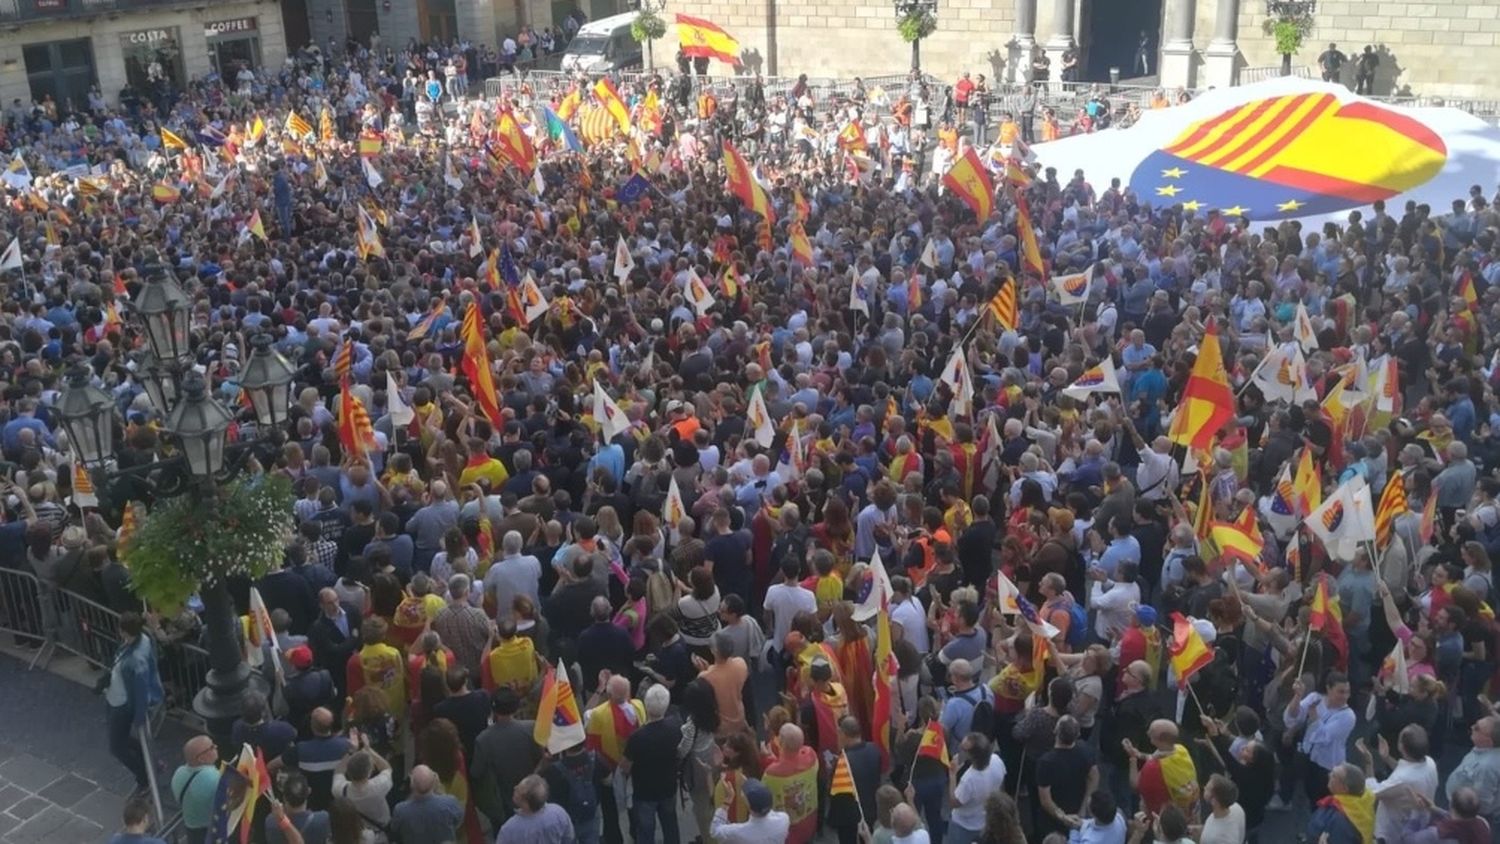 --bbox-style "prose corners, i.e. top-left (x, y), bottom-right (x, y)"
top-left (205, 763), bottom-right (246, 843)
top-left (543, 106), bottom-right (583, 153)
top-left (499, 243), bottom-right (521, 287)
top-left (617, 173), bottom-right (650, 204)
